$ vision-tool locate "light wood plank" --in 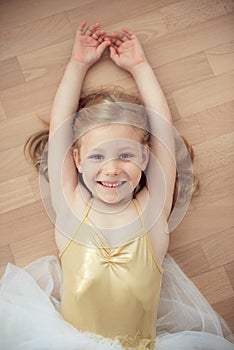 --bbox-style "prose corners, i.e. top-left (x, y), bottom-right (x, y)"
top-left (103, 10), bottom-right (168, 44)
top-left (28, 172), bottom-right (43, 202)
top-left (0, 57), bottom-right (25, 90)
top-left (224, 0), bottom-right (234, 12)
top-left (191, 164), bottom-right (234, 210)
top-left (225, 261), bottom-right (234, 290)
top-left (170, 195), bottom-right (234, 250)
top-left (169, 242), bottom-right (210, 278)
top-left (0, 145), bottom-right (31, 182)
top-left (201, 227), bottom-right (234, 269)
top-left (206, 41), bottom-right (234, 75)
top-left (0, 244), bottom-right (15, 277)
top-left (34, 103), bottom-right (54, 124)
top-left (149, 12), bottom-right (234, 66)
top-left (172, 71), bottom-right (234, 118)
top-left (0, 175), bottom-right (35, 214)
top-left (0, 0), bottom-right (93, 32)
top-left (174, 115), bottom-right (206, 145)
top-left (191, 267), bottom-right (233, 304)
top-left (67, 0), bottom-right (173, 31)
top-left (212, 297), bottom-right (234, 336)
top-left (0, 112), bottom-right (45, 151)
top-left (193, 132), bottom-right (234, 175)
top-left (0, 99), bottom-right (6, 120)
top-left (196, 100), bottom-right (234, 140)
top-left (18, 39), bottom-right (72, 82)
top-left (0, 75), bottom-right (58, 119)
top-left (152, 52), bottom-right (213, 93)
top-left (0, 245), bottom-right (15, 266)
top-left (11, 229), bottom-right (58, 267)
top-left (0, 201), bottom-right (53, 248)
top-left (160, 0), bottom-right (227, 32)
top-left (0, 13), bottom-right (73, 61)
